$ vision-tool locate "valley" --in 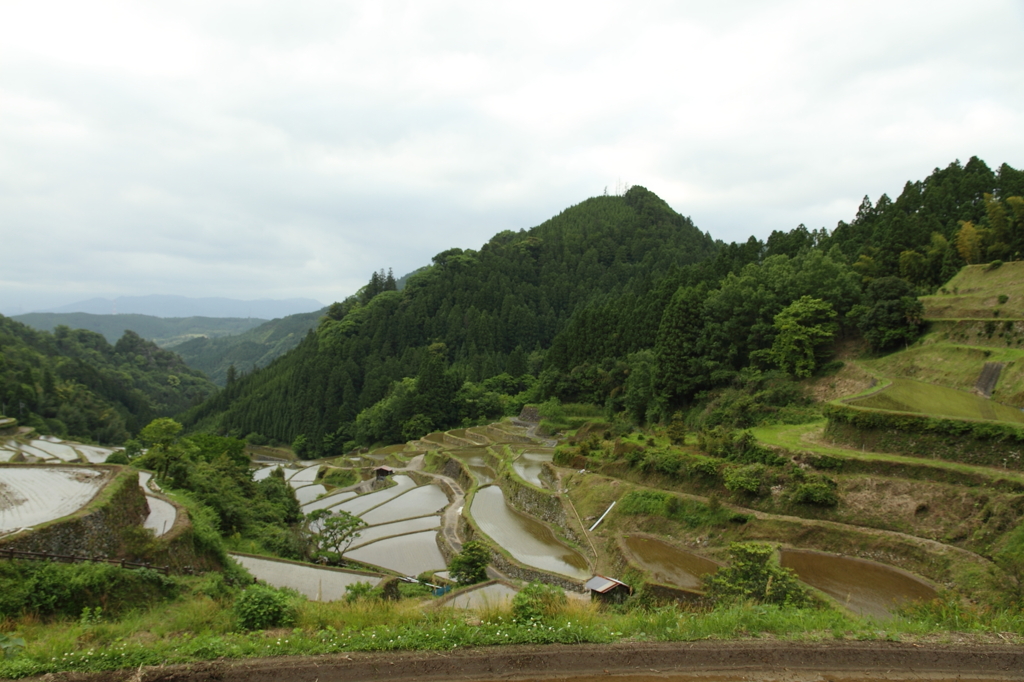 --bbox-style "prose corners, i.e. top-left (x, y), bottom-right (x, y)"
top-left (1, 158), bottom-right (1024, 678)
